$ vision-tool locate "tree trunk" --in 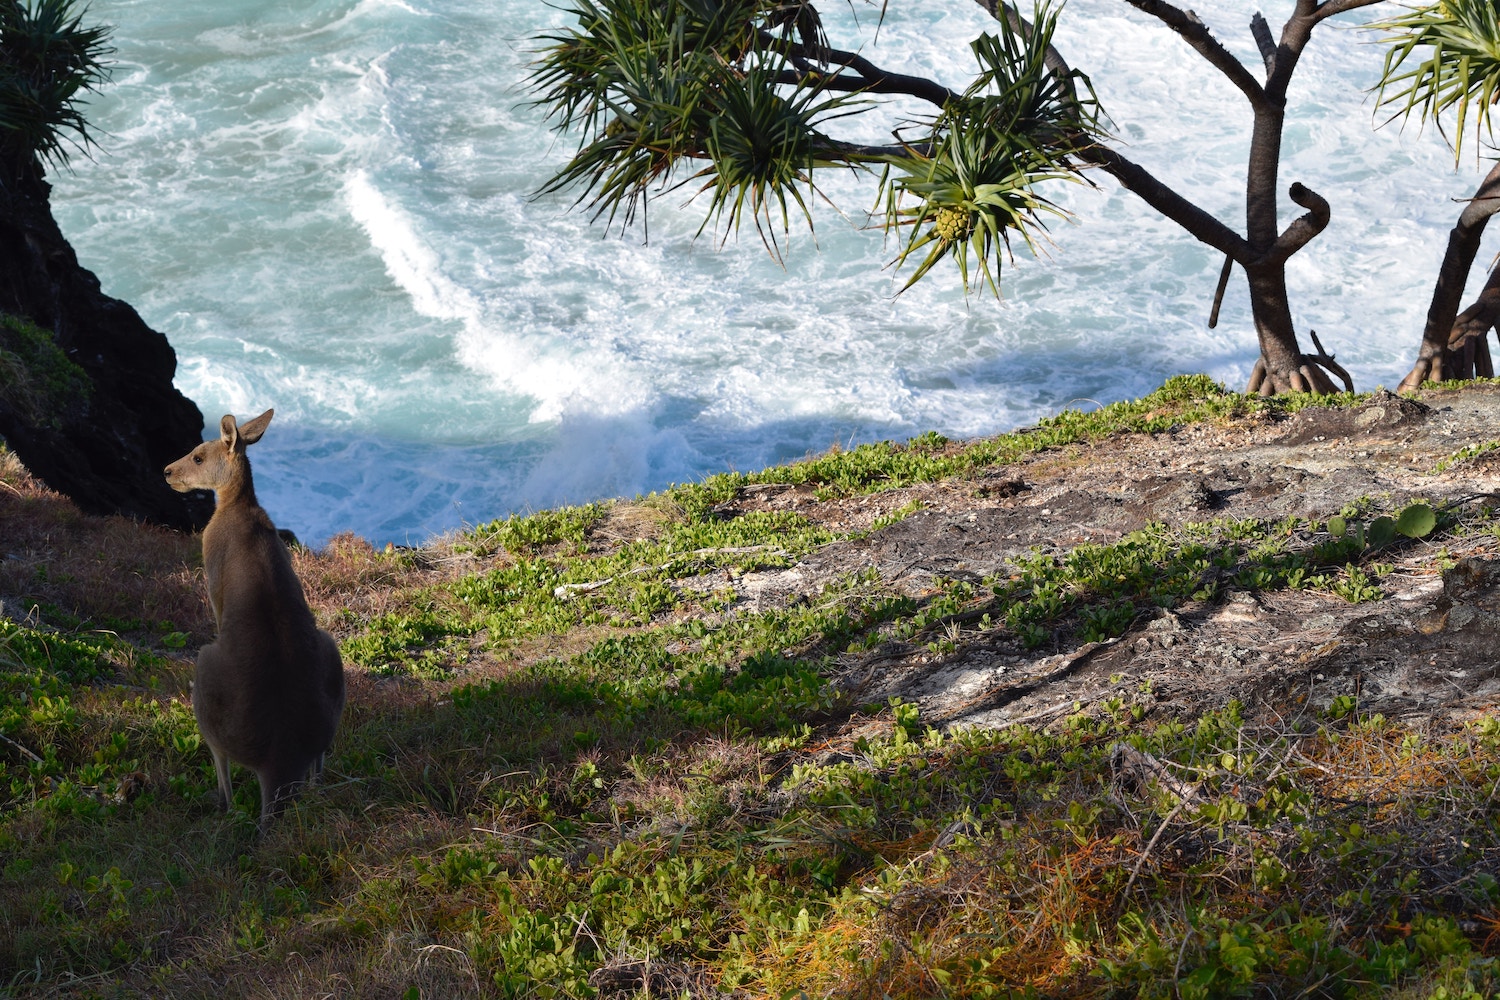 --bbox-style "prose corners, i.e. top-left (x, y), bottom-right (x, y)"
top-left (1242, 261), bottom-right (1342, 394)
top-left (1398, 160), bottom-right (1500, 391)
top-left (982, 0), bottom-right (1377, 395)
top-left (1447, 265), bottom-right (1500, 379)
top-left (0, 169), bottom-right (212, 528)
